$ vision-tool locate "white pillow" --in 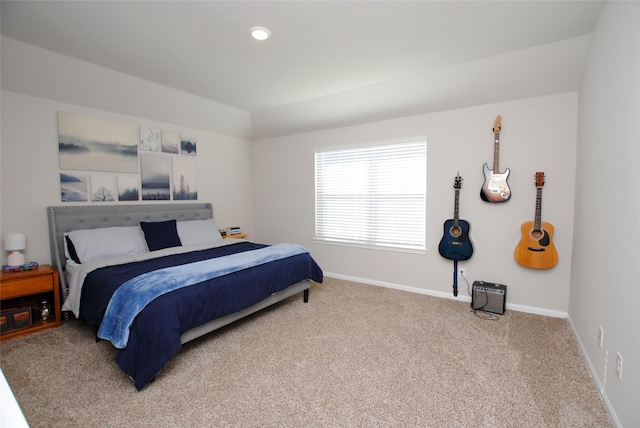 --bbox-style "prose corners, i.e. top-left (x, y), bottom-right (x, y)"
top-left (67, 226), bottom-right (148, 263)
top-left (177, 219), bottom-right (223, 247)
